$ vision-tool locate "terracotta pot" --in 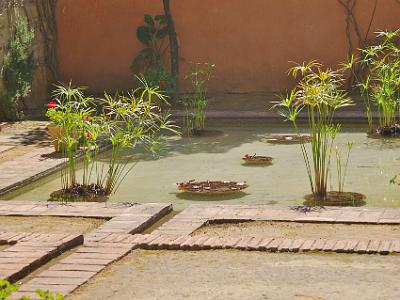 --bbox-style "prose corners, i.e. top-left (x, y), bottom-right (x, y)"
top-left (47, 124), bottom-right (64, 152)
